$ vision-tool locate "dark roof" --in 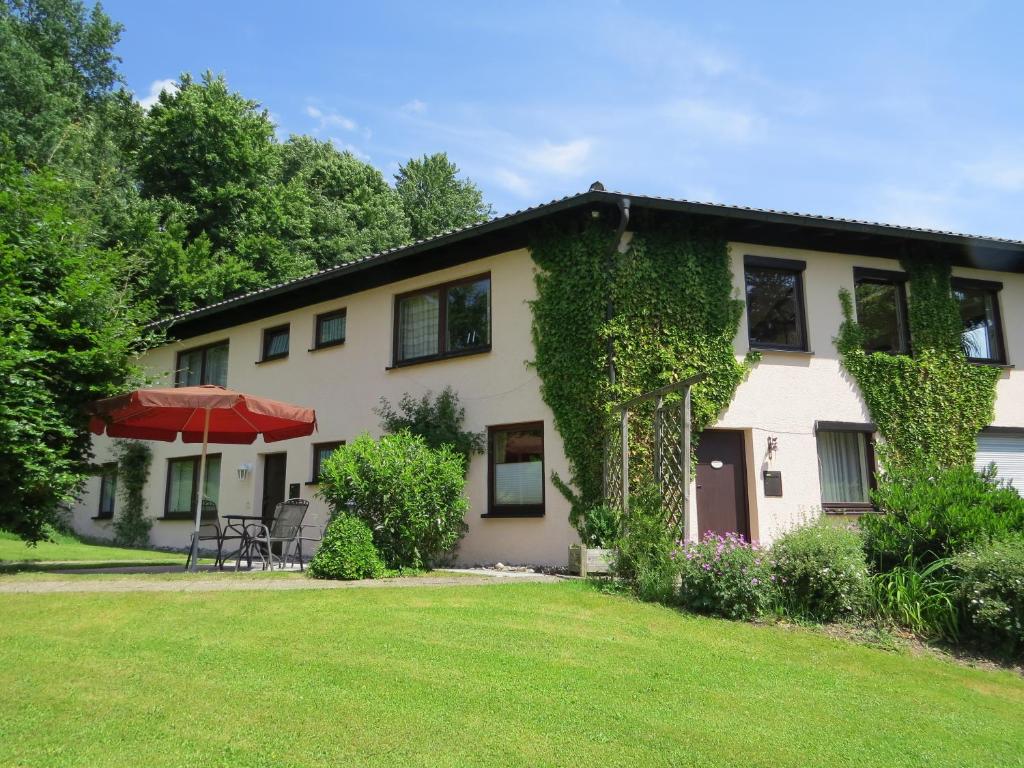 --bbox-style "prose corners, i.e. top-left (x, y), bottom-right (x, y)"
top-left (164, 188), bottom-right (1024, 340)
